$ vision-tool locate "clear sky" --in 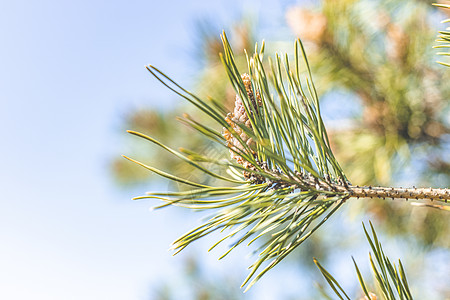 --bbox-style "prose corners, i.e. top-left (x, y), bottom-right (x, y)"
top-left (0, 0), bottom-right (311, 299)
